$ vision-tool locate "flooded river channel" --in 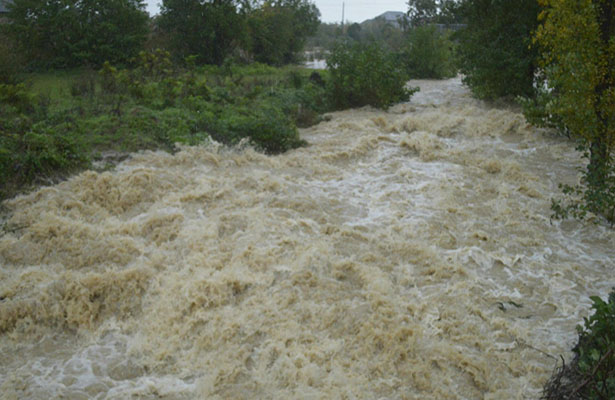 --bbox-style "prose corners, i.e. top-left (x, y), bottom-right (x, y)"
top-left (1, 78), bottom-right (613, 399)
